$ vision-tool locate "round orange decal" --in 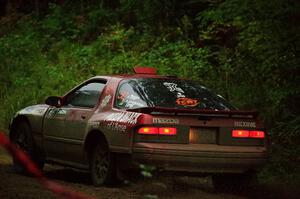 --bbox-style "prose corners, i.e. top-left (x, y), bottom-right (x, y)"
top-left (176, 98), bottom-right (199, 107)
